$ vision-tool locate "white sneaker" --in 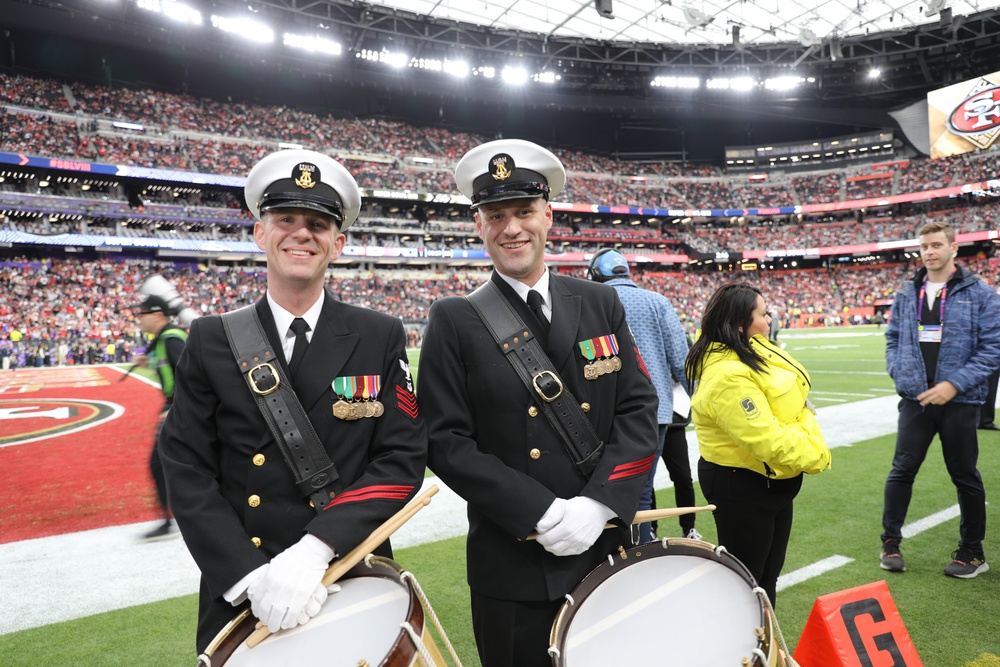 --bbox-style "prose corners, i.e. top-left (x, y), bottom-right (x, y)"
top-left (686, 528), bottom-right (703, 541)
